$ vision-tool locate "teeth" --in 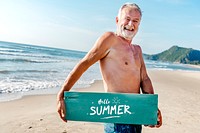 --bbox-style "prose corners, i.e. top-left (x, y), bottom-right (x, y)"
top-left (124, 26), bottom-right (134, 31)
